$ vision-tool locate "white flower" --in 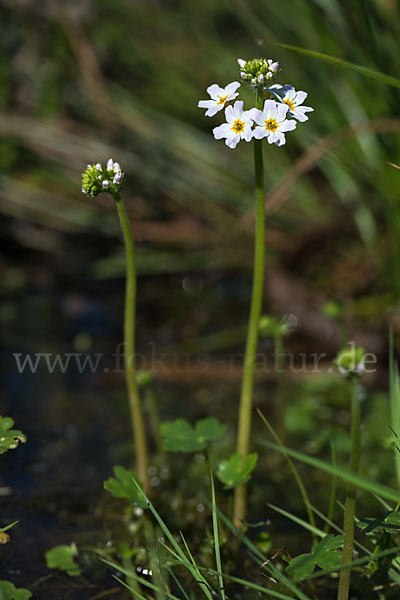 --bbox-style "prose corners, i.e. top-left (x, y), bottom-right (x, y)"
top-left (213, 101), bottom-right (254, 149)
top-left (198, 82), bottom-right (240, 117)
top-left (265, 85), bottom-right (313, 122)
top-left (250, 100), bottom-right (296, 146)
